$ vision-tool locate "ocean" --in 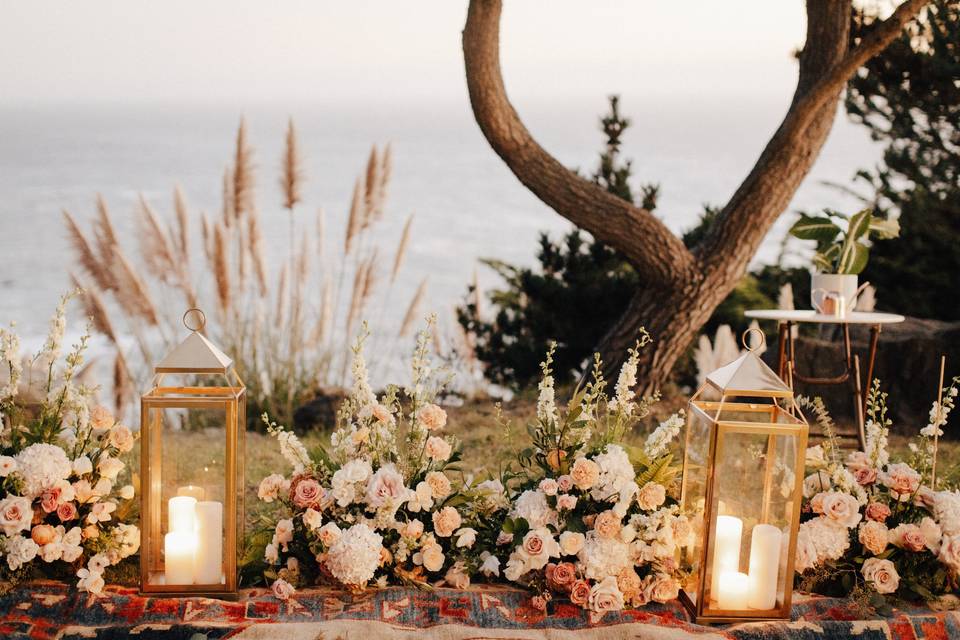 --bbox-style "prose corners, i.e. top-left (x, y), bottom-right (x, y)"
top-left (0, 99), bottom-right (880, 352)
